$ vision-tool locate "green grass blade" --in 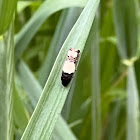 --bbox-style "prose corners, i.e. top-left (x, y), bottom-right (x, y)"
top-left (127, 66), bottom-right (139, 140)
top-left (14, 75), bottom-right (34, 115)
top-left (52, 117), bottom-right (77, 140)
top-left (138, 12), bottom-right (140, 57)
top-left (13, 84), bottom-right (29, 132)
top-left (17, 61), bottom-right (41, 108)
top-left (100, 7), bottom-right (120, 93)
top-left (0, 0), bottom-right (17, 35)
top-left (20, 0), bottom-right (100, 139)
top-left (0, 23), bottom-right (14, 140)
top-left (90, 17), bottom-right (101, 140)
top-left (79, 106), bottom-right (92, 140)
top-left (38, 8), bottom-right (82, 86)
top-left (113, 0), bottom-right (138, 59)
top-left (62, 77), bottom-right (76, 120)
top-left (17, 60), bottom-right (77, 140)
top-left (108, 101), bottom-right (121, 140)
top-left (14, 0), bottom-right (88, 62)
